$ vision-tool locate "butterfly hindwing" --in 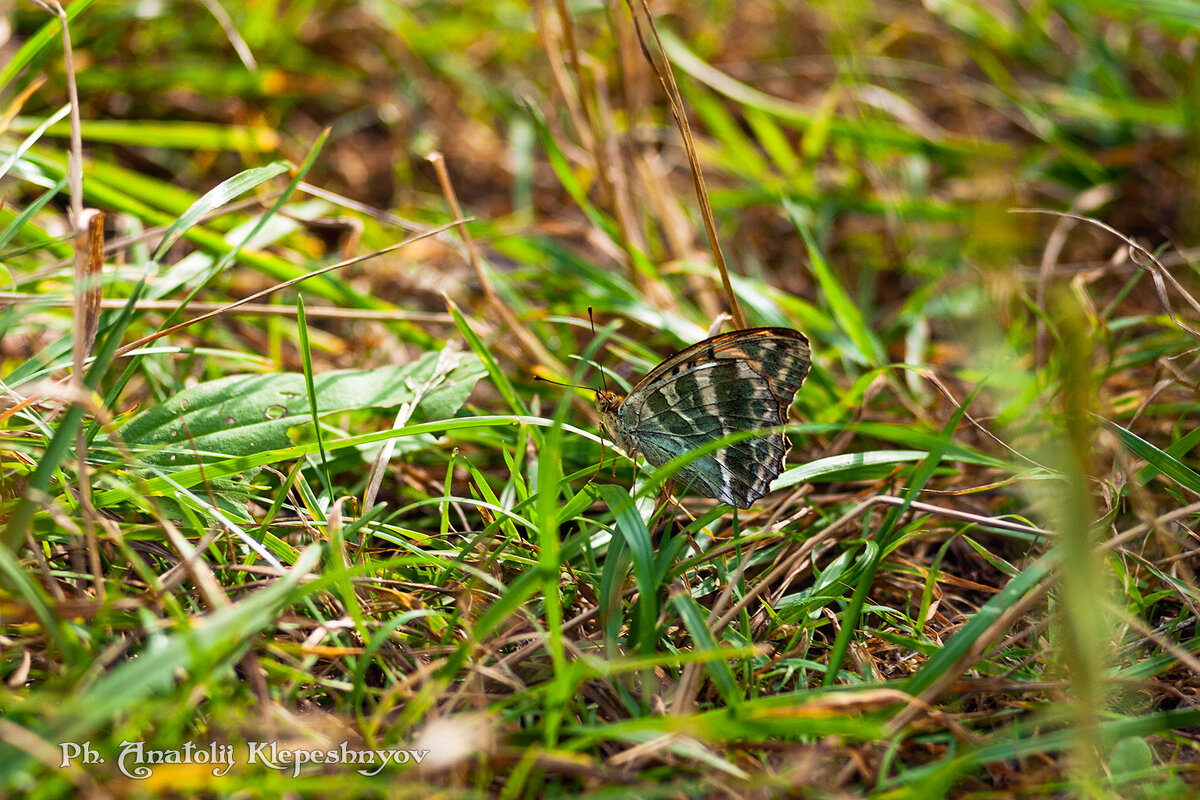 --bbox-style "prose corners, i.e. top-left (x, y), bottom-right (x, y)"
top-left (613, 328), bottom-right (811, 509)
